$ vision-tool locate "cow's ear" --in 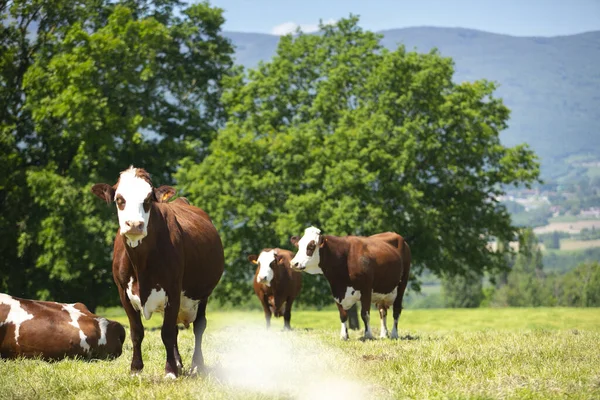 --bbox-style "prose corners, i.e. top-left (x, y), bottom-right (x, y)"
top-left (154, 185), bottom-right (176, 203)
top-left (247, 254), bottom-right (258, 264)
top-left (91, 183), bottom-right (115, 204)
top-left (275, 254), bottom-right (285, 265)
top-left (290, 236), bottom-right (300, 248)
top-left (319, 235), bottom-right (326, 248)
